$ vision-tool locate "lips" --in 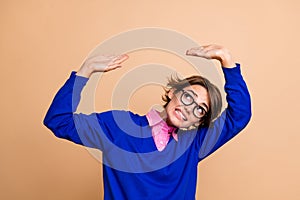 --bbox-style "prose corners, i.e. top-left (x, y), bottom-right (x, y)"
top-left (175, 108), bottom-right (187, 121)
